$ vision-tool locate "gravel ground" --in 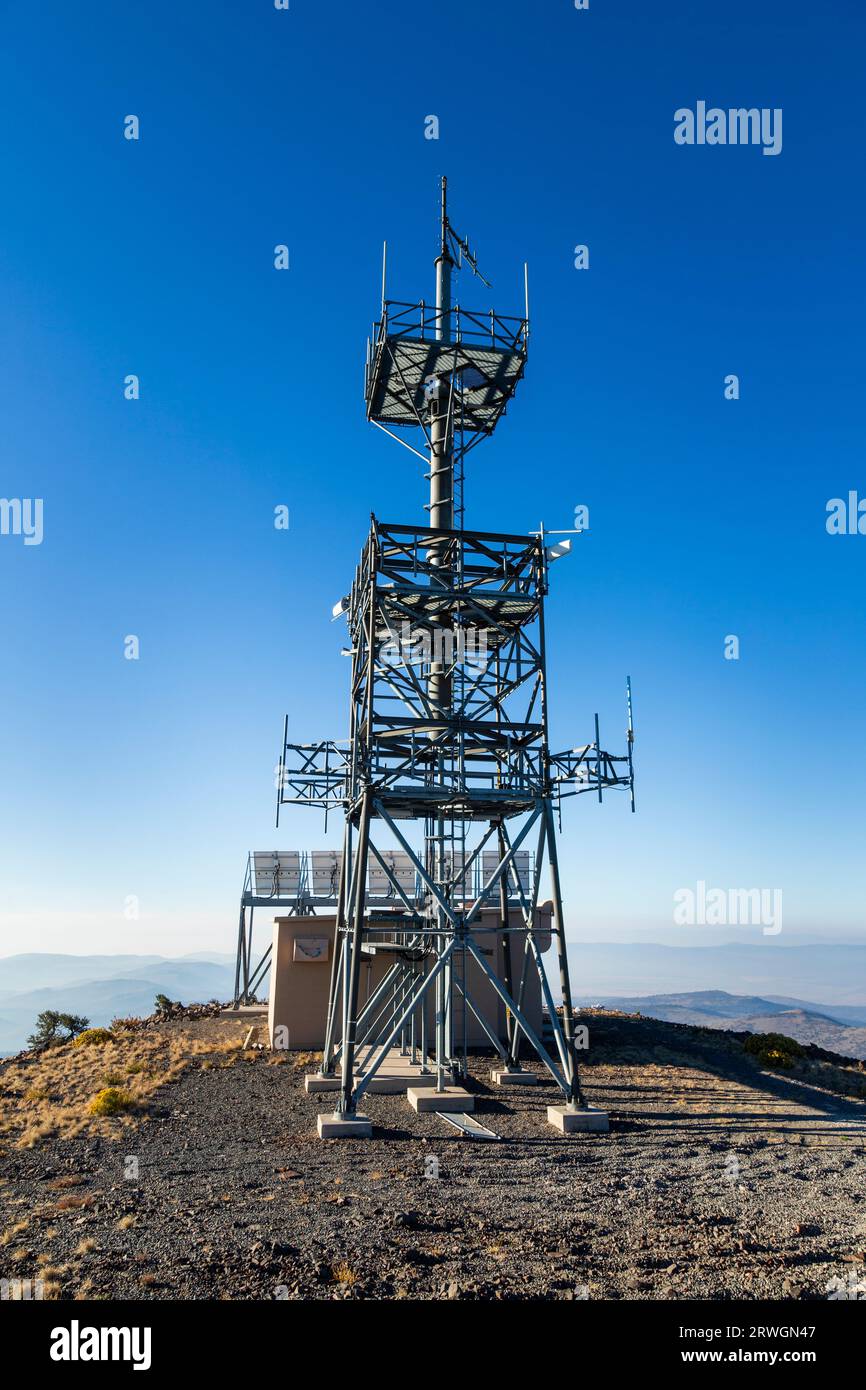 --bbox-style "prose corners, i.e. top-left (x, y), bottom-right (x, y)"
top-left (2, 1013), bottom-right (865, 1301)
